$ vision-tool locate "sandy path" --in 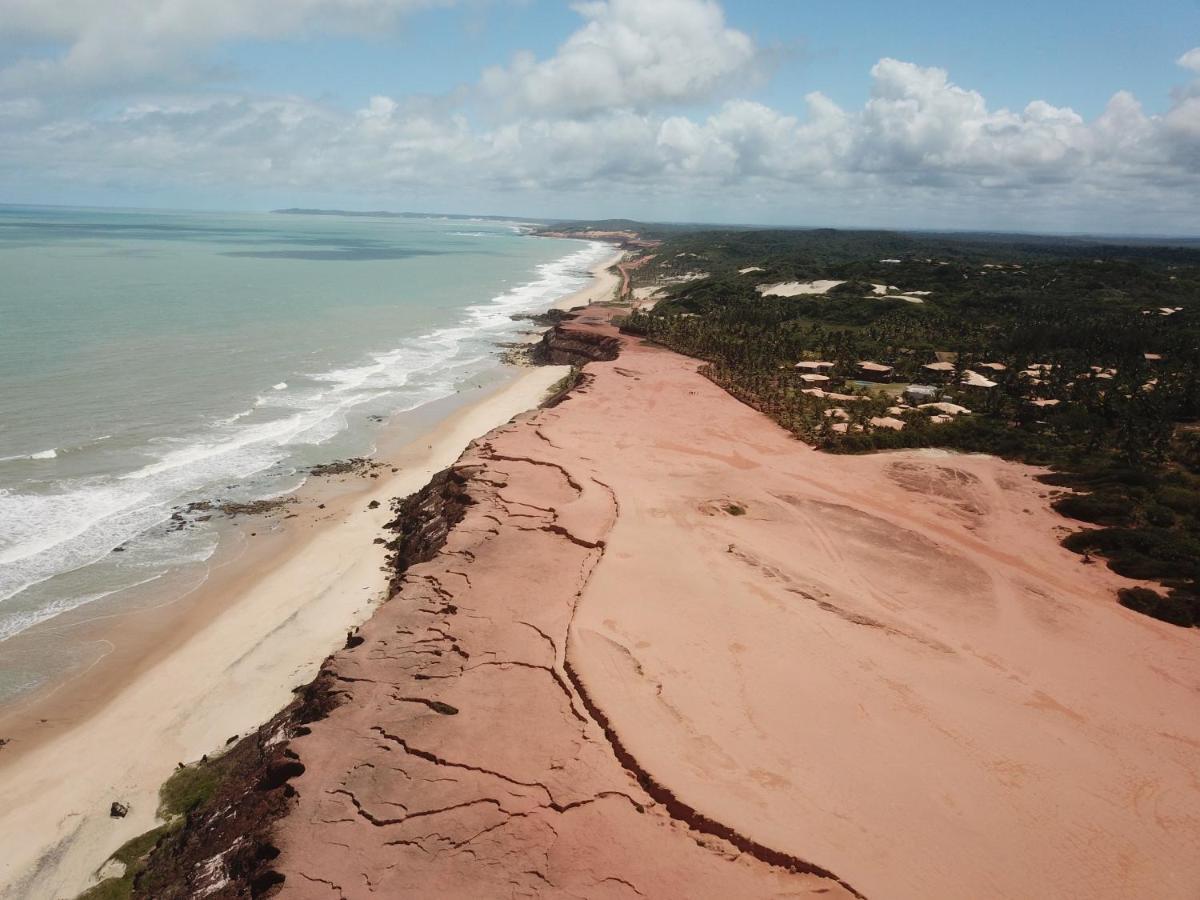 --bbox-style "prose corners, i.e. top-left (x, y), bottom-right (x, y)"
top-left (246, 311), bottom-right (1200, 899)
top-left (0, 367), bottom-right (569, 900)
